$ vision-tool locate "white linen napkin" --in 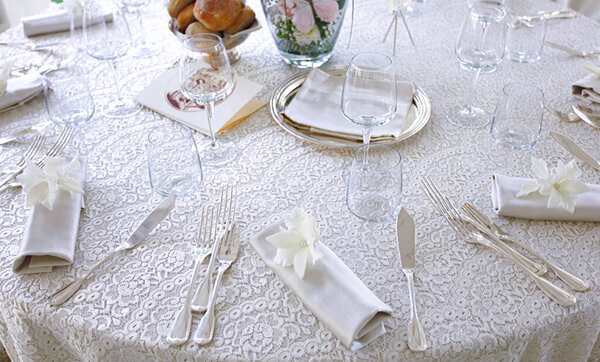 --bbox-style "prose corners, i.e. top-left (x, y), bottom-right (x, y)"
top-left (572, 73), bottom-right (600, 104)
top-left (12, 159), bottom-right (86, 274)
top-left (282, 69), bottom-right (414, 141)
top-left (22, 9), bottom-right (113, 37)
top-left (491, 174), bottom-right (600, 222)
top-left (250, 220), bottom-right (392, 350)
top-left (0, 73), bottom-right (44, 111)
